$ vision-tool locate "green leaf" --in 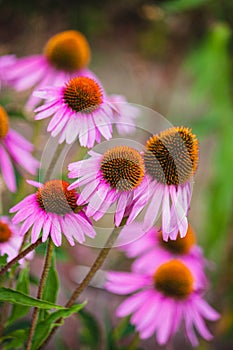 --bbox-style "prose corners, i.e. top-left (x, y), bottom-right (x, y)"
top-left (0, 287), bottom-right (65, 309)
top-left (113, 316), bottom-right (135, 342)
top-left (42, 254), bottom-right (59, 304)
top-left (162, 0), bottom-right (210, 13)
top-left (0, 254), bottom-right (8, 267)
top-left (35, 242), bottom-right (68, 261)
top-left (79, 309), bottom-right (101, 347)
top-left (1, 329), bottom-right (27, 350)
top-left (7, 268), bottom-right (30, 325)
top-left (104, 312), bottom-right (118, 350)
top-left (31, 302), bottom-right (86, 350)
